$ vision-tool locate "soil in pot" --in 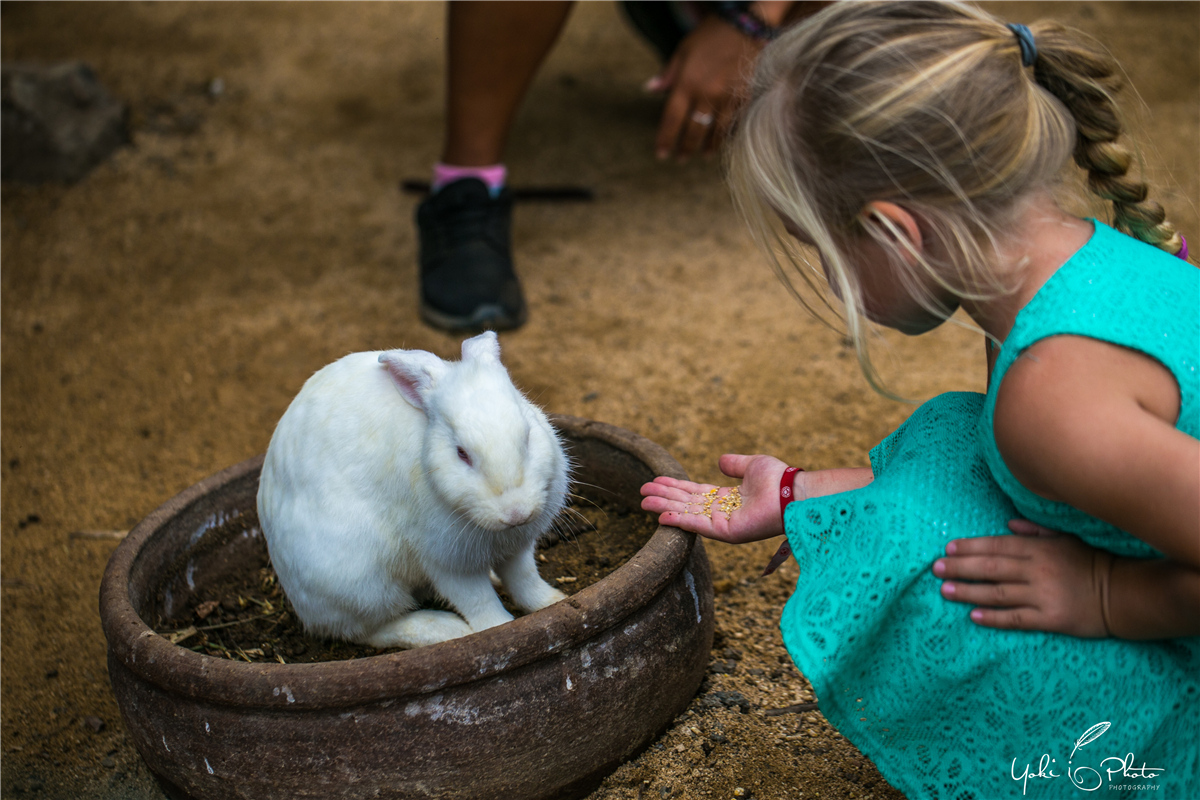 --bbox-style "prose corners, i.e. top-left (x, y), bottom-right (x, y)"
top-left (151, 498), bottom-right (657, 664)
